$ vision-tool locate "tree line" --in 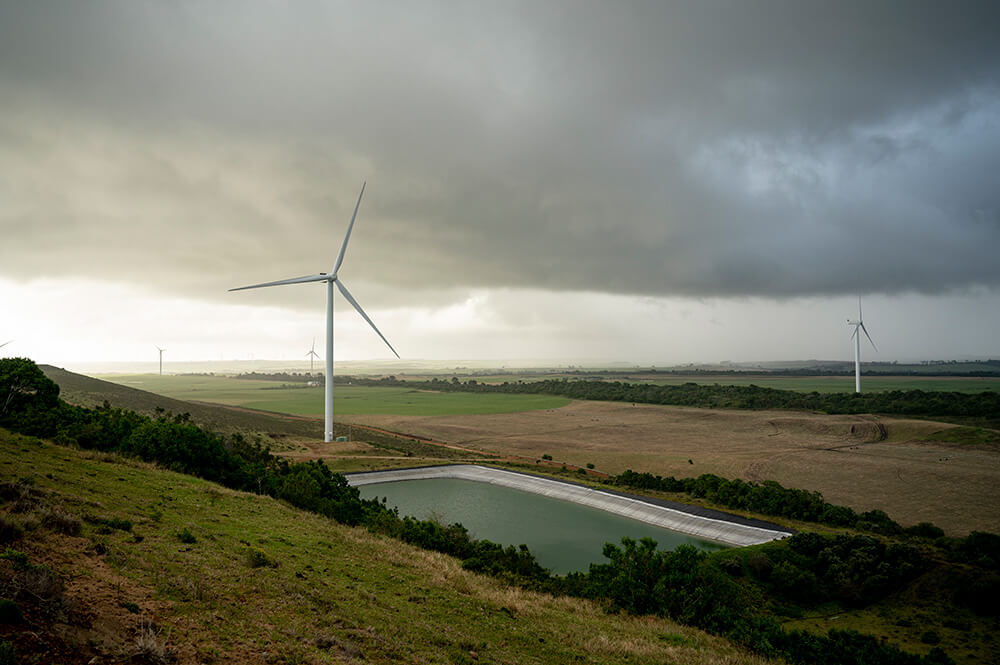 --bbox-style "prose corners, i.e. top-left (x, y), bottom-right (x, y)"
top-left (348, 374), bottom-right (1000, 425)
